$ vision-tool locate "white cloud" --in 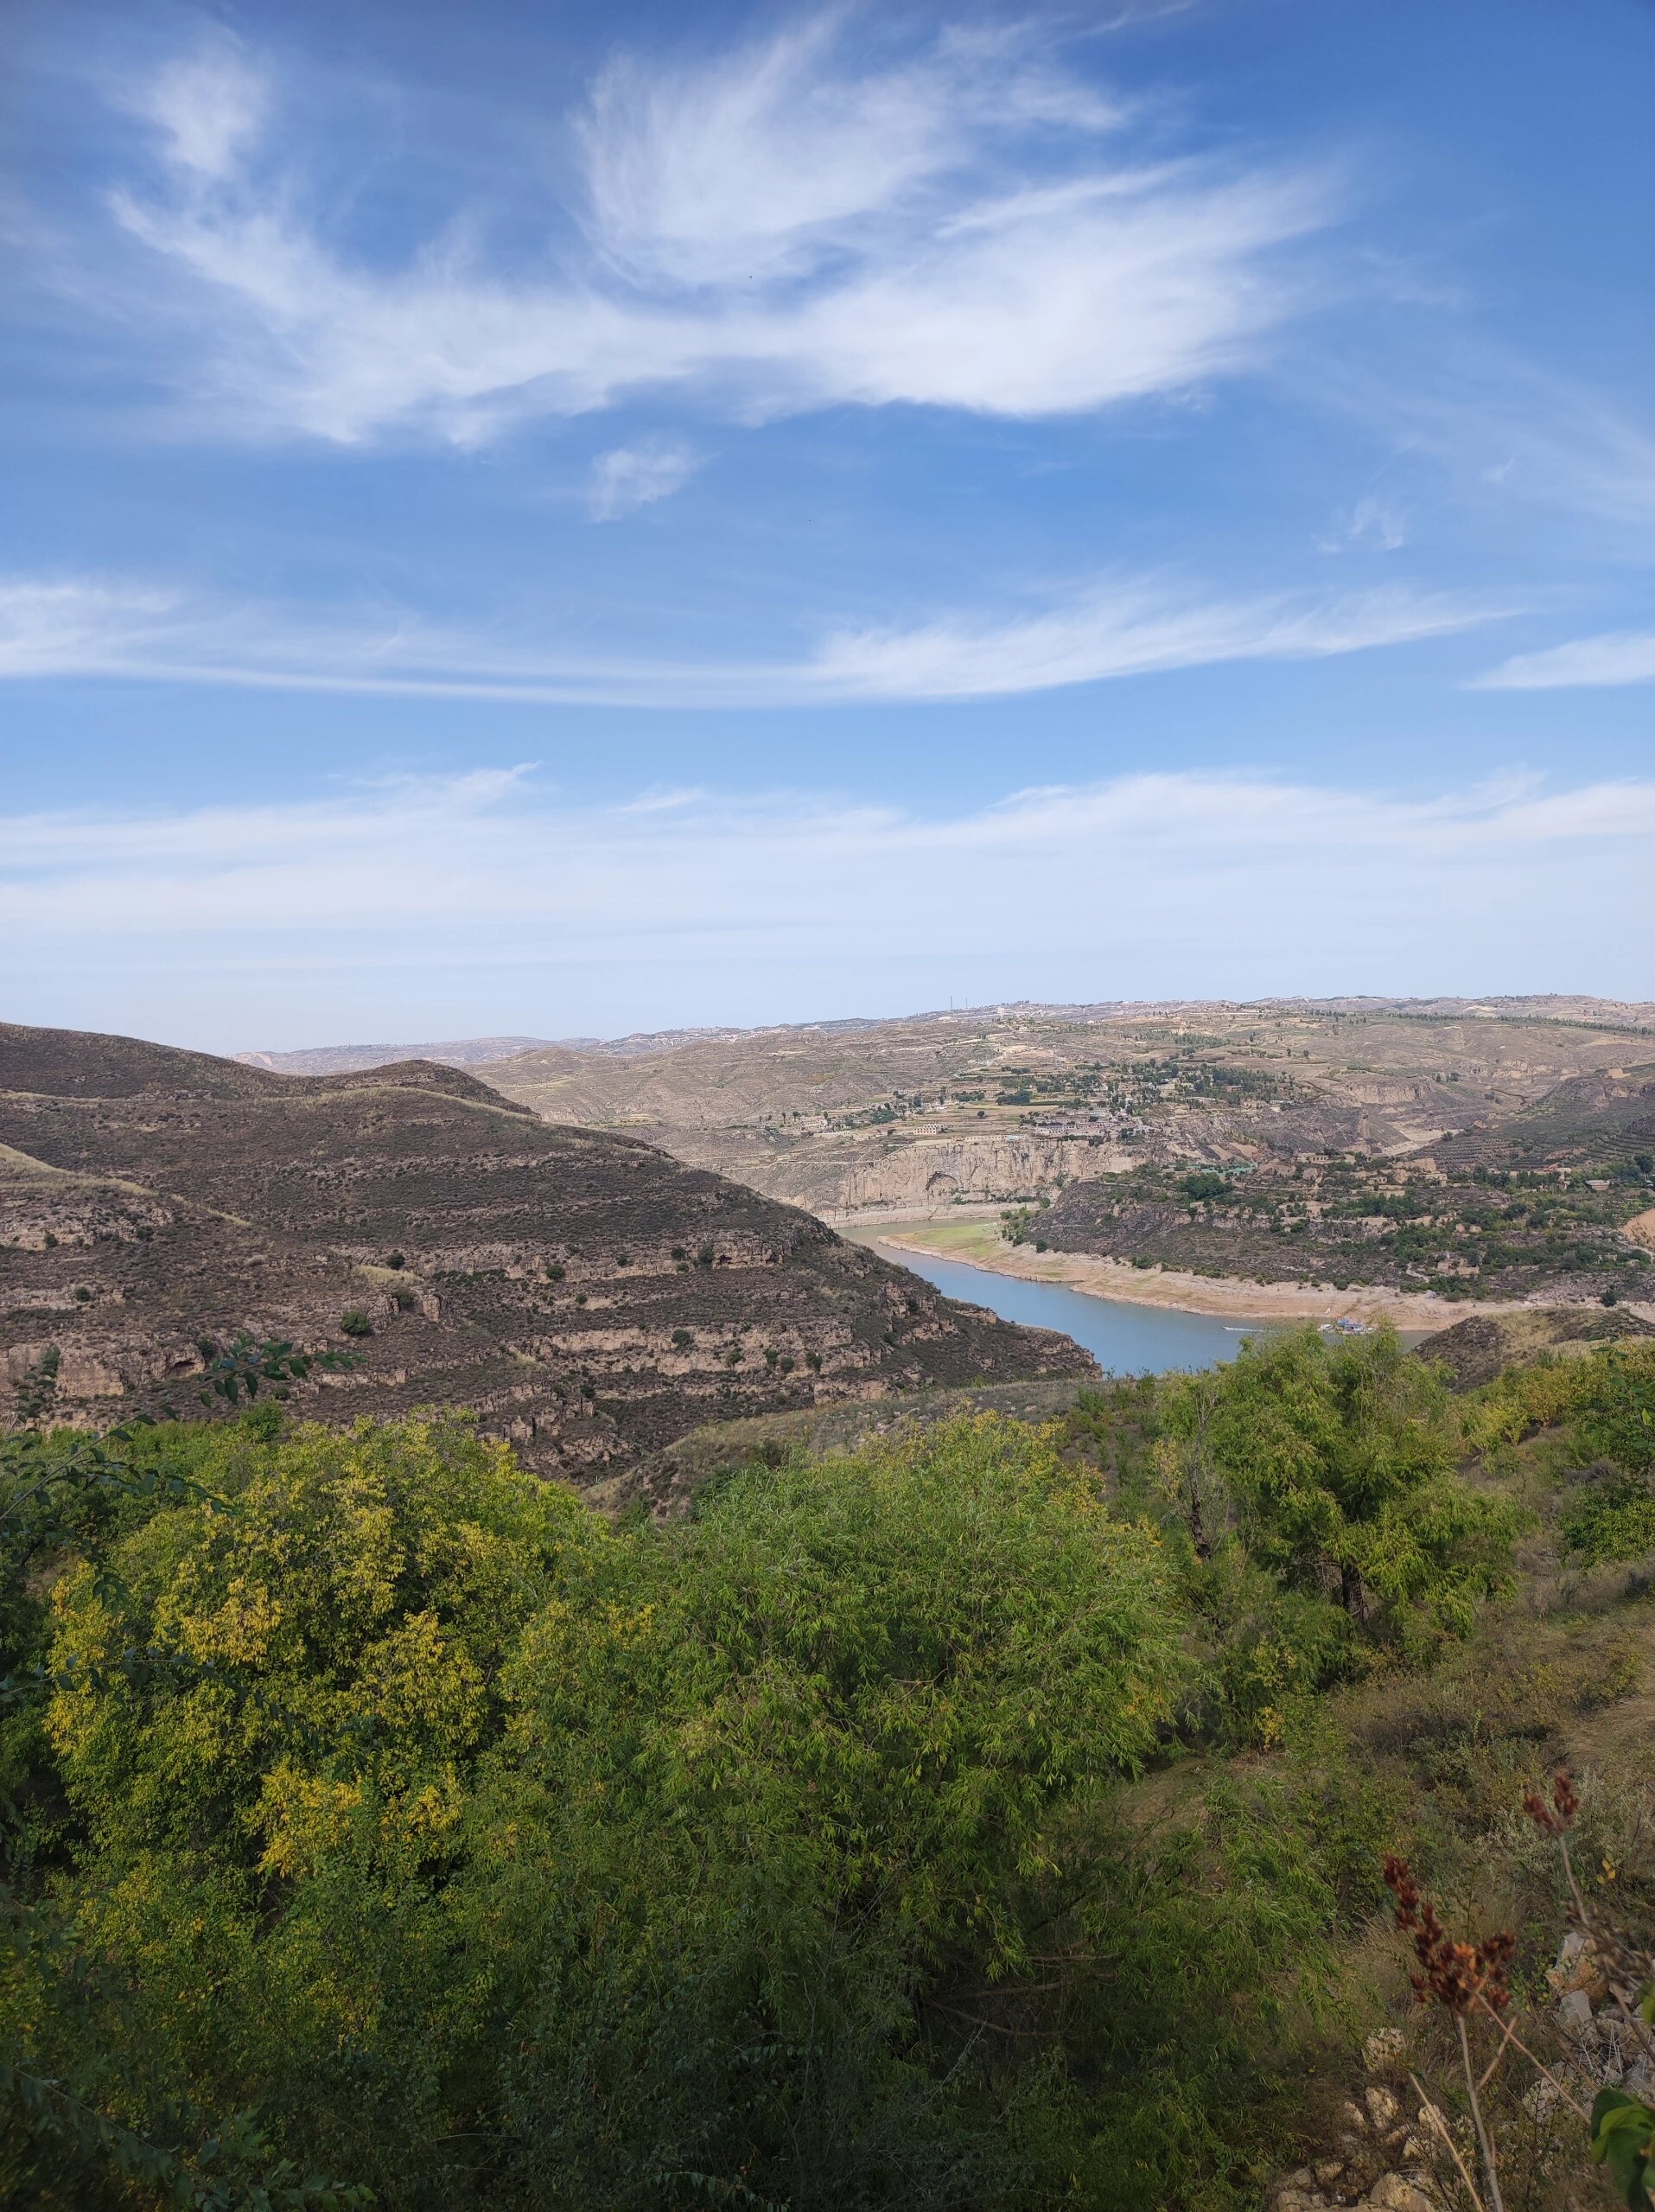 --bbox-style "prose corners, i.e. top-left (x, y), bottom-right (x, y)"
top-left (1319, 494), bottom-right (1406, 553)
top-left (0, 571), bottom-right (1507, 705)
top-left (123, 35), bottom-right (268, 182)
top-left (1468, 386), bottom-right (1655, 532)
top-left (578, 19), bottom-right (976, 290)
top-left (95, 22), bottom-right (1332, 443)
top-left (588, 438), bottom-right (700, 520)
top-left (577, 22), bottom-right (1123, 288)
top-left (1473, 630), bottom-right (1655, 691)
top-left (3, 769), bottom-right (1651, 1025)
top-left (0, 579), bottom-right (184, 675)
top-left (806, 582), bottom-right (1496, 699)
top-left (1324, 351), bottom-right (1655, 537)
top-left (619, 787), bottom-right (706, 813)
